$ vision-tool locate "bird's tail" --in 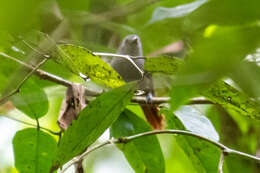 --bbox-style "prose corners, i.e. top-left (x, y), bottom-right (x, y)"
top-left (141, 104), bottom-right (164, 129)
